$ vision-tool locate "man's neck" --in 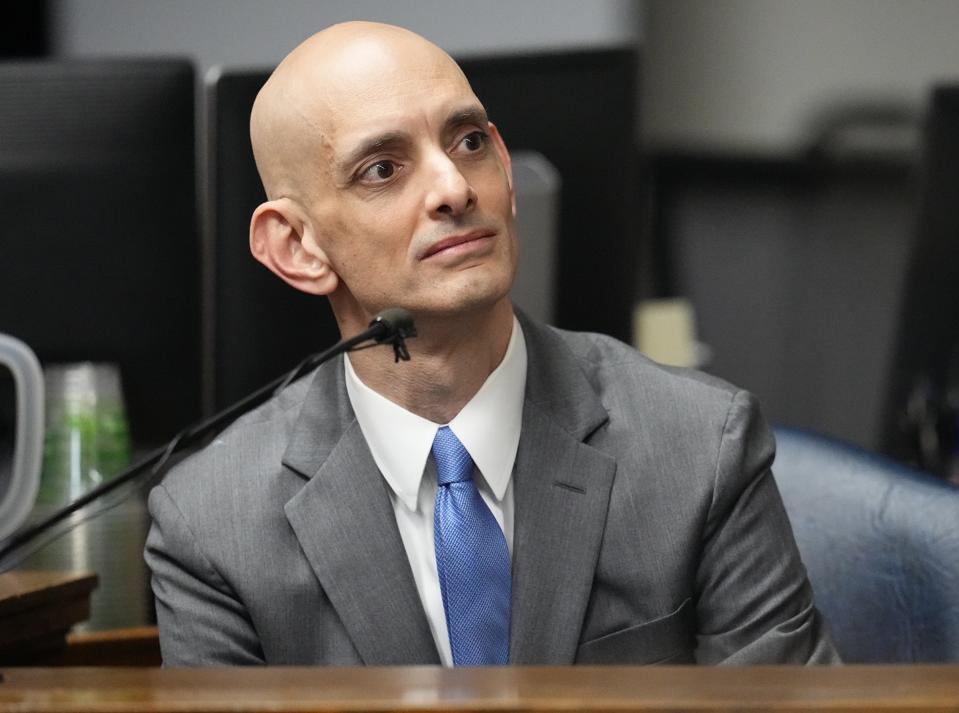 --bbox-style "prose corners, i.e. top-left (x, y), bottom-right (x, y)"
top-left (344, 299), bottom-right (515, 424)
